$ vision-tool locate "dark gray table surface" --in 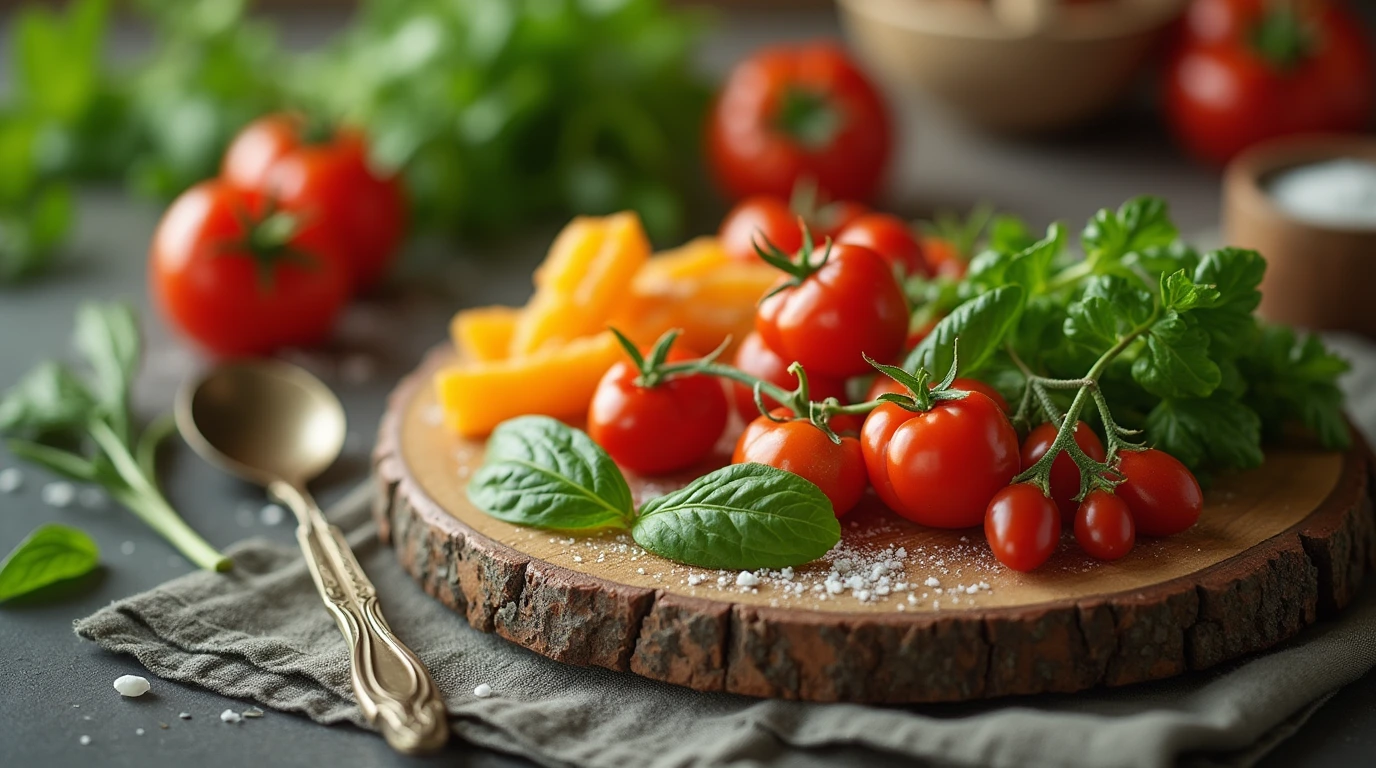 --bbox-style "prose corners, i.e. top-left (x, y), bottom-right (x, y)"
top-left (2, 5), bottom-right (1375, 767)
